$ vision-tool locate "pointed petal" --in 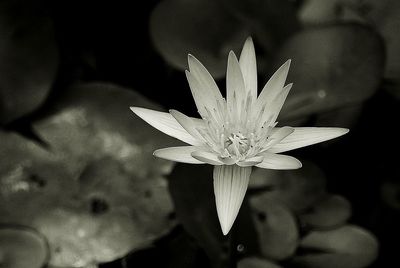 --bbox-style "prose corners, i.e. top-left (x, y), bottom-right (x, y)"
top-left (169, 109), bottom-right (205, 142)
top-left (153, 146), bottom-right (204, 164)
top-left (187, 55), bottom-right (224, 109)
top-left (185, 70), bottom-right (211, 117)
top-left (213, 165), bottom-right (252, 235)
top-left (269, 127), bottom-right (349, 153)
top-left (256, 152), bottom-right (302, 170)
top-left (191, 150), bottom-right (224, 165)
top-left (254, 60), bottom-right (291, 116)
top-left (260, 83), bottom-right (293, 126)
top-left (263, 126), bottom-right (294, 150)
top-left (239, 37), bottom-right (257, 100)
top-left (227, 51), bottom-right (246, 117)
top-left (130, 107), bottom-right (202, 146)
top-left (237, 155), bottom-right (264, 167)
